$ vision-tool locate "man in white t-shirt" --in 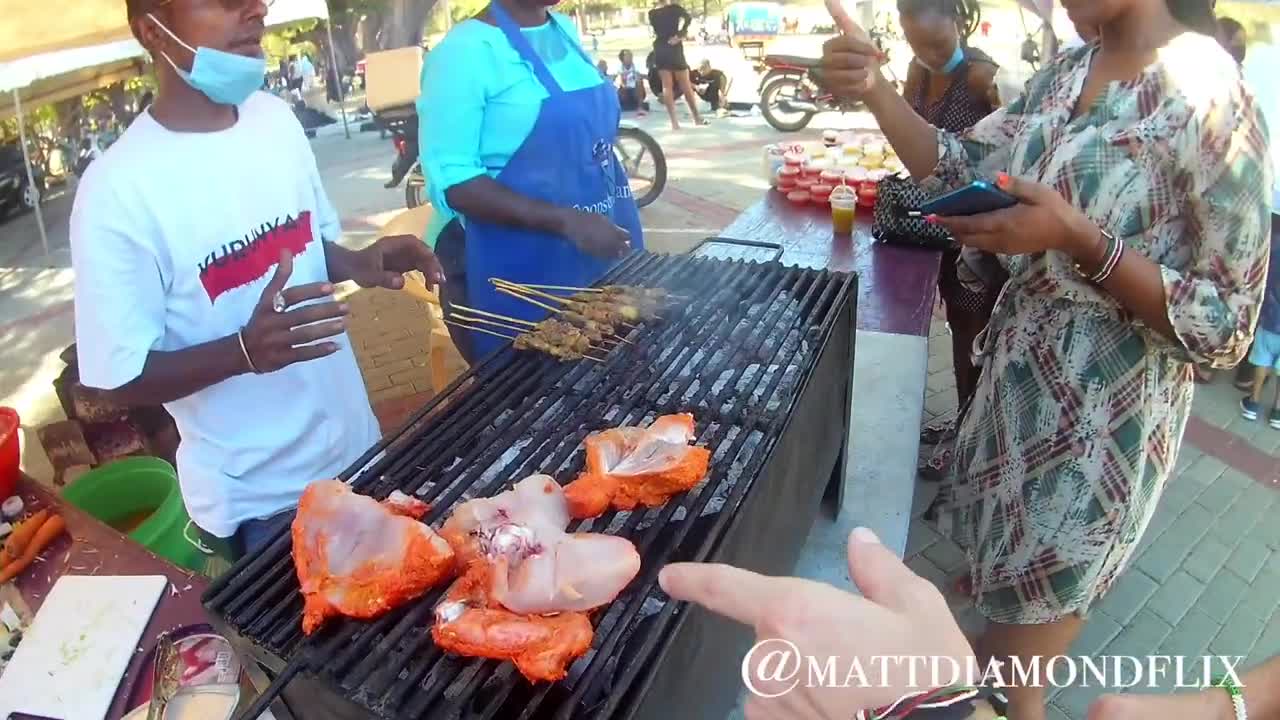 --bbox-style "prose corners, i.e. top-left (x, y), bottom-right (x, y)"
top-left (72, 0), bottom-right (444, 558)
